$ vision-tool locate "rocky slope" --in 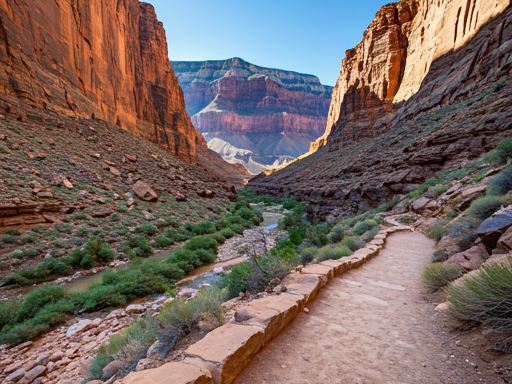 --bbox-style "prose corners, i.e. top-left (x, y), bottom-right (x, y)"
top-left (172, 58), bottom-right (333, 174)
top-left (250, 0), bottom-right (512, 221)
